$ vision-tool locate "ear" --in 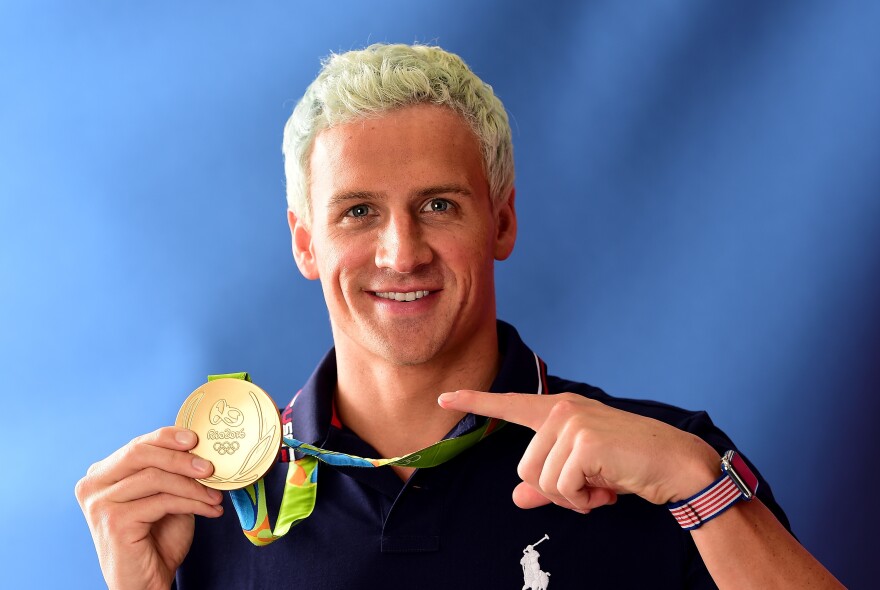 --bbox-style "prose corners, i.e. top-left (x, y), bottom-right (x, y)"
top-left (287, 209), bottom-right (320, 280)
top-left (493, 187), bottom-right (517, 261)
